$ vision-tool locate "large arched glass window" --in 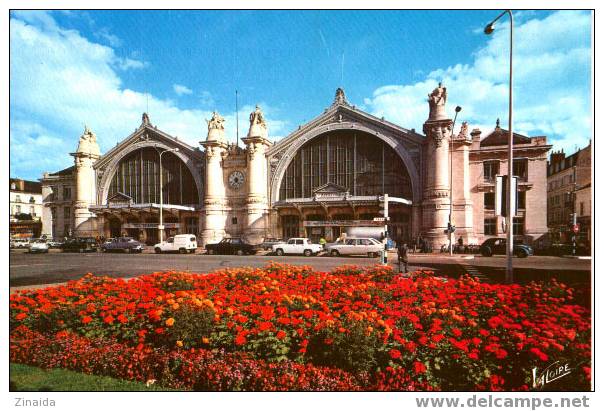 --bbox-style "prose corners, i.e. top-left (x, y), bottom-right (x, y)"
top-left (279, 131), bottom-right (412, 200)
top-left (108, 147), bottom-right (199, 205)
